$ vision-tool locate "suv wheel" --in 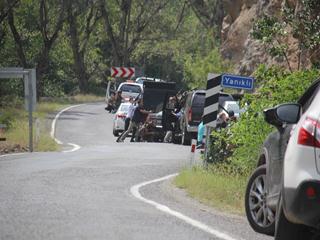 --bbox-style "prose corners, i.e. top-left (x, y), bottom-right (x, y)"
top-left (245, 165), bottom-right (275, 236)
top-left (181, 126), bottom-right (191, 145)
top-left (113, 130), bottom-right (119, 137)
